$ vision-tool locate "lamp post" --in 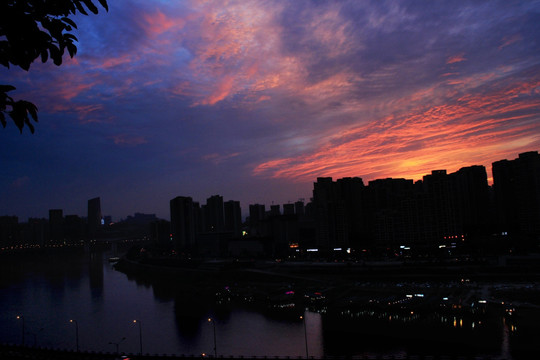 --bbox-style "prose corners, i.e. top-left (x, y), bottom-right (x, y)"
top-left (300, 315), bottom-right (308, 359)
top-left (31, 328), bottom-right (44, 347)
top-left (69, 319), bottom-right (79, 351)
top-left (109, 337), bottom-right (126, 354)
top-left (207, 318), bottom-right (217, 357)
top-left (133, 320), bottom-right (143, 355)
top-left (16, 315), bottom-right (25, 346)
